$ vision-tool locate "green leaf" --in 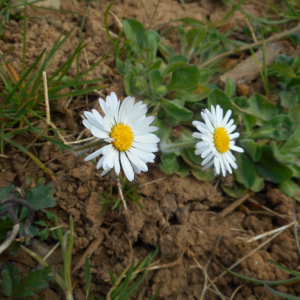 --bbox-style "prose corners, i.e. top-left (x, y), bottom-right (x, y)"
top-left (0, 218), bottom-right (13, 241)
top-left (198, 68), bottom-right (213, 84)
top-left (144, 30), bottom-right (160, 66)
top-left (247, 93), bottom-right (277, 122)
top-left (285, 124), bottom-right (300, 155)
top-left (224, 77), bottom-right (236, 98)
top-left (183, 147), bottom-right (203, 167)
top-left (159, 153), bottom-right (178, 175)
top-left (222, 183), bottom-right (248, 198)
top-left (144, 59), bottom-right (162, 74)
top-left (0, 184), bottom-right (14, 214)
top-left (162, 61), bottom-right (188, 76)
top-left (279, 180), bottom-right (300, 201)
top-left (207, 89), bottom-right (234, 113)
top-left (175, 161), bottom-right (190, 177)
top-left (255, 145), bottom-right (293, 183)
top-left (123, 19), bottom-right (146, 53)
top-left (240, 139), bottom-right (262, 162)
top-left (191, 168), bottom-right (215, 180)
top-left (186, 27), bottom-right (207, 53)
top-left (288, 105), bottom-right (300, 129)
top-left (250, 173), bottom-right (264, 192)
top-left (13, 267), bottom-right (55, 298)
top-left (20, 184), bottom-right (56, 220)
top-left (2, 263), bottom-right (21, 297)
top-left (270, 141), bottom-right (296, 164)
top-left (160, 98), bottom-right (193, 123)
top-left (169, 55), bottom-right (189, 64)
top-left (149, 69), bottom-right (163, 90)
top-left (233, 153), bottom-right (256, 188)
top-left (279, 90), bottom-right (299, 108)
top-left (167, 65), bottom-right (200, 91)
top-left (249, 115), bottom-right (293, 141)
